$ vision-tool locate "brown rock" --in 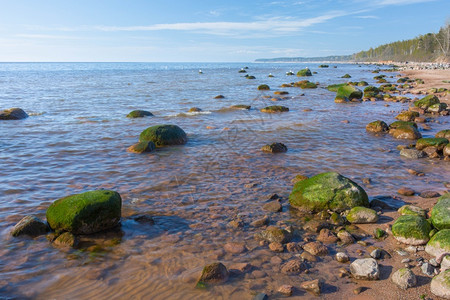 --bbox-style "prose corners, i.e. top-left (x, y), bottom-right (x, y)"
top-left (251, 215), bottom-right (269, 227)
top-left (337, 230), bottom-right (355, 244)
top-left (224, 242), bottom-right (246, 254)
top-left (269, 242), bottom-right (284, 252)
top-left (270, 256), bottom-right (283, 265)
top-left (286, 242), bottom-right (302, 253)
top-left (301, 279), bottom-right (322, 296)
top-left (300, 251), bottom-right (317, 262)
top-left (280, 259), bottom-right (307, 274)
top-left (317, 228), bottom-right (339, 244)
top-left (196, 262), bottom-right (229, 287)
top-left (397, 187), bottom-right (415, 196)
top-left (263, 200), bottom-right (282, 212)
top-left (419, 191), bottom-right (441, 198)
top-left (303, 242), bottom-right (328, 256)
top-left (278, 285), bottom-right (293, 296)
top-left (229, 263), bottom-right (251, 273)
